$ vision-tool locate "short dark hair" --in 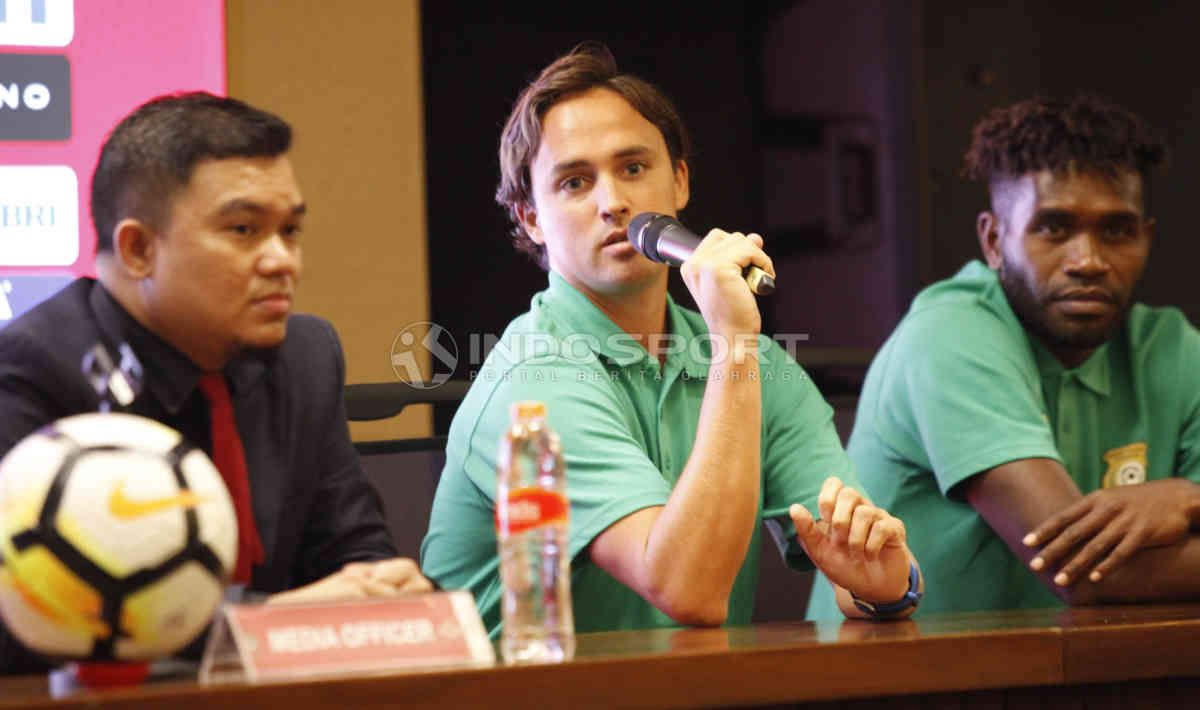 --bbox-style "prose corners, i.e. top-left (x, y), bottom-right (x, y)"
top-left (90, 92), bottom-right (292, 252)
top-left (962, 94), bottom-right (1167, 189)
top-left (496, 43), bottom-right (691, 266)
